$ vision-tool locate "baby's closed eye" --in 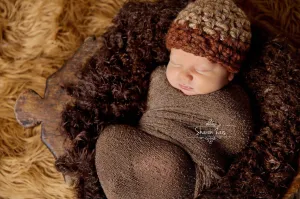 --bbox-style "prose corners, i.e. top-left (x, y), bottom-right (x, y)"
top-left (195, 67), bottom-right (212, 73)
top-left (169, 60), bottom-right (182, 67)
top-left (170, 61), bottom-right (211, 72)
